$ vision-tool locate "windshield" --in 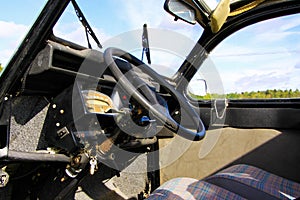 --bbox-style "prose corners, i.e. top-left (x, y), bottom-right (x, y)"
top-left (0, 0), bottom-right (47, 76)
top-left (53, 0), bottom-right (203, 77)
